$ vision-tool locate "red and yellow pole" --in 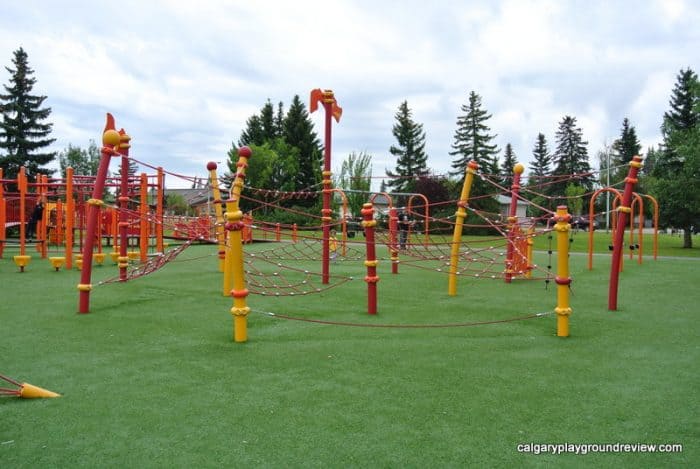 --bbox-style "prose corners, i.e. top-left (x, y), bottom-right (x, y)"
top-left (310, 88), bottom-right (342, 285)
top-left (78, 115), bottom-right (120, 313)
top-left (156, 167), bottom-right (164, 254)
top-left (448, 161), bottom-right (478, 296)
top-left (139, 172), bottom-right (148, 263)
top-left (225, 147), bottom-right (252, 342)
top-left (608, 156), bottom-right (643, 311)
top-left (361, 203), bottom-right (379, 315)
top-left (207, 162), bottom-right (226, 272)
top-left (553, 206), bottom-right (572, 337)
